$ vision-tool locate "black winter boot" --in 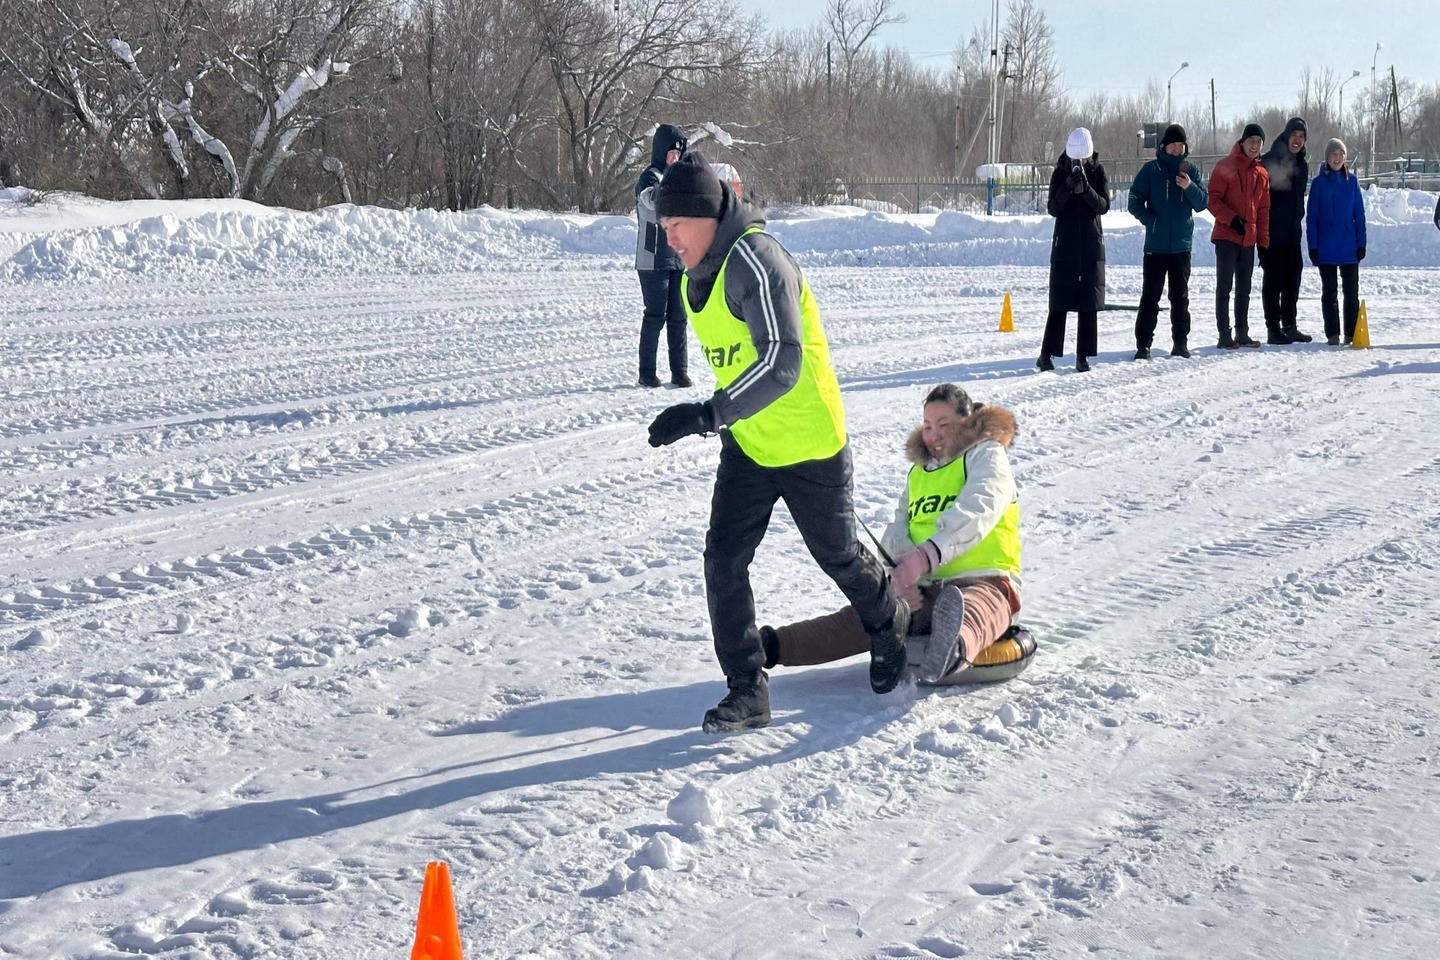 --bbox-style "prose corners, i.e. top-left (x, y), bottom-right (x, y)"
top-left (1283, 325), bottom-right (1313, 343)
top-left (760, 625), bottom-right (780, 669)
top-left (1036, 355), bottom-right (1054, 372)
top-left (1170, 342), bottom-right (1190, 358)
top-left (702, 672), bottom-right (770, 733)
top-left (1266, 326), bottom-right (1294, 345)
top-left (1217, 328), bottom-right (1236, 349)
top-left (868, 600), bottom-right (911, 694)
